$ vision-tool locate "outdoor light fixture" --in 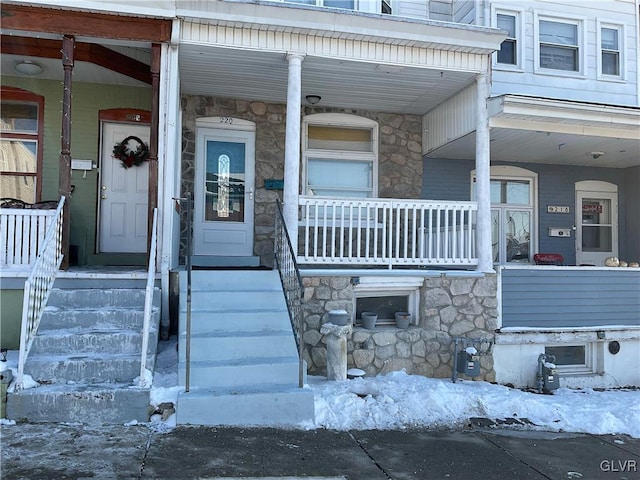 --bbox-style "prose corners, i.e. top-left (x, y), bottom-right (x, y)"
top-left (305, 95), bottom-right (321, 105)
top-left (589, 151), bottom-right (605, 160)
top-left (15, 60), bottom-right (43, 76)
